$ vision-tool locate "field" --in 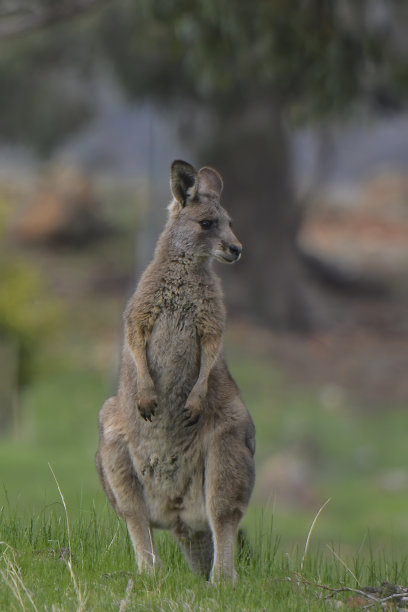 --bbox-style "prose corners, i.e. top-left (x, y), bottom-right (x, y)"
top-left (1, 337), bottom-right (408, 609)
top-left (1, 193), bottom-right (408, 610)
